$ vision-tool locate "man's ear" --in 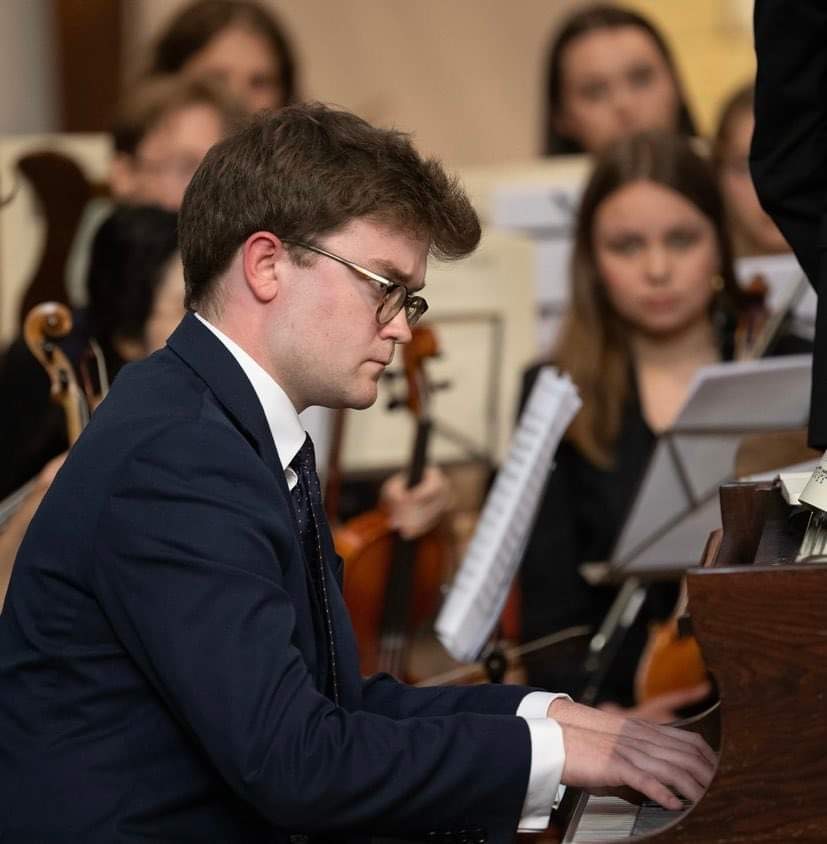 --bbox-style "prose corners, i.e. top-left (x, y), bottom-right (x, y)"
top-left (242, 231), bottom-right (285, 303)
